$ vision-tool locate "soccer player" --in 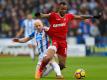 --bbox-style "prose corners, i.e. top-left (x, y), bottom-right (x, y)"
top-left (34, 1), bottom-right (102, 79)
top-left (16, 13), bottom-right (36, 61)
top-left (13, 19), bottom-right (63, 79)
